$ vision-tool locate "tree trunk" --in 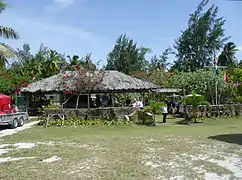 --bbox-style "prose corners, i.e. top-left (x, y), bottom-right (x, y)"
top-left (76, 95), bottom-right (80, 109)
